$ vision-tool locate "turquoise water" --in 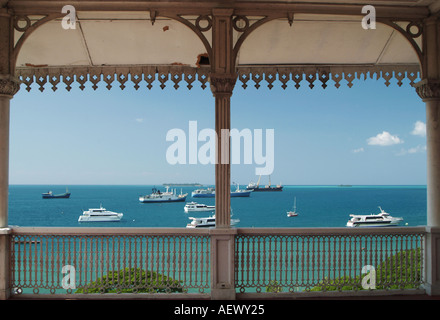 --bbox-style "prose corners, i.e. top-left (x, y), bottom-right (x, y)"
top-left (8, 185), bottom-right (427, 228)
